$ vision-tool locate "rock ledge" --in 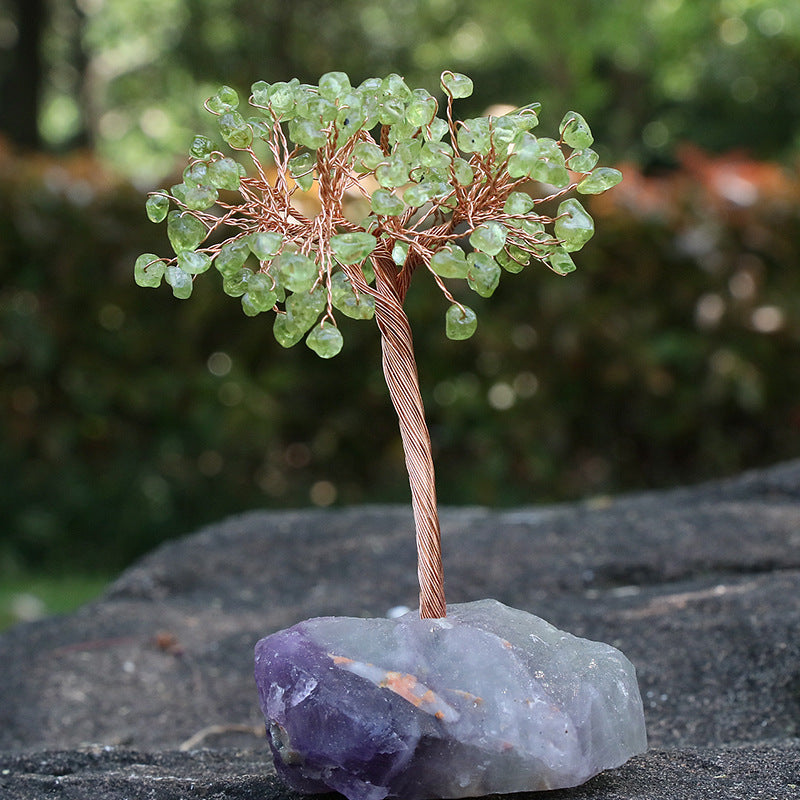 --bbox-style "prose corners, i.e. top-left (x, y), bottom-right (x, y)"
top-left (1, 460), bottom-right (799, 798)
